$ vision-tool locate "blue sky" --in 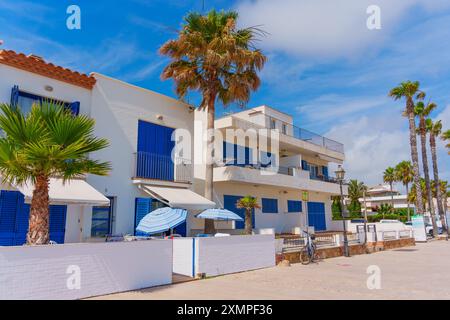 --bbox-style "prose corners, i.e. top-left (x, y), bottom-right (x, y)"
top-left (1, 0), bottom-right (449, 186)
